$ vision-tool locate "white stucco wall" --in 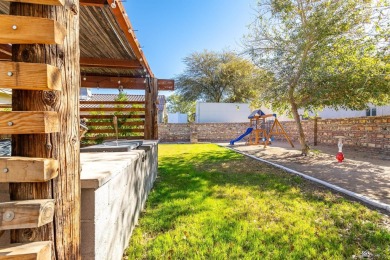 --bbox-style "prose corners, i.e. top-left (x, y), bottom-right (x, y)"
top-left (196, 103), bottom-right (251, 123)
top-left (309, 105), bottom-right (390, 119)
top-left (168, 112), bottom-right (188, 123)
